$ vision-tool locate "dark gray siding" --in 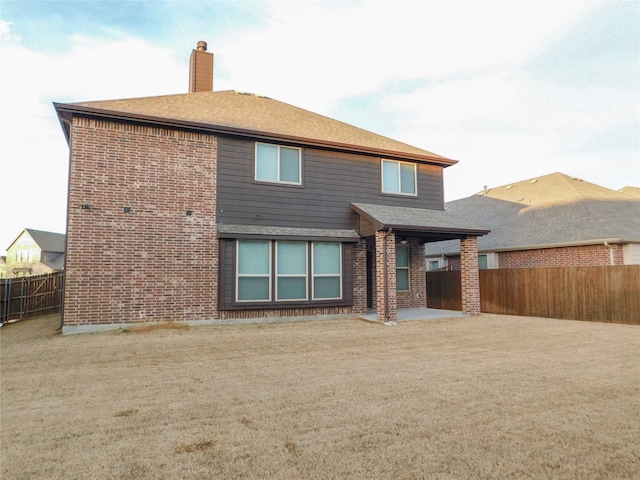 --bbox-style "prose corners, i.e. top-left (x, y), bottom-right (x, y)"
top-left (217, 137), bottom-right (445, 229)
